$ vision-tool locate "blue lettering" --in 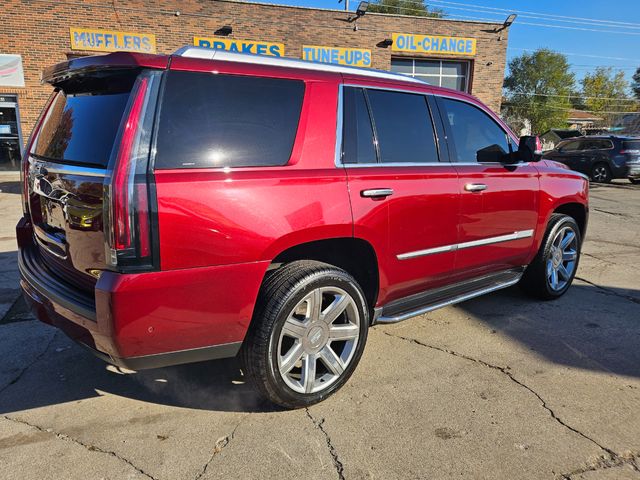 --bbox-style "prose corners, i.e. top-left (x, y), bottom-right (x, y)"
top-left (269, 45), bottom-right (281, 56)
top-left (241, 42), bottom-right (254, 53)
top-left (422, 37), bottom-right (431, 51)
top-left (440, 38), bottom-right (448, 51)
top-left (95, 33), bottom-right (104, 47)
top-left (363, 51), bottom-right (371, 66)
top-left (124, 35), bottom-right (133, 49)
top-left (302, 47), bottom-right (312, 60)
top-left (141, 36), bottom-right (151, 52)
top-left (229, 43), bottom-right (239, 52)
top-left (353, 51), bottom-right (362, 65)
top-left (197, 39), bottom-right (211, 48)
top-left (449, 38), bottom-right (457, 51)
top-left (256, 44), bottom-right (267, 55)
top-left (466, 40), bottom-right (473, 53)
top-left (104, 34), bottom-right (113, 48)
top-left (321, 48), bottom-right (331, 63)
top-left (409, 36), bottom-right (416, 50)
top-left (133, 36), bottom-right (141, 50)
top-left (73, 32), bottom-right (87, 46)
top-left (212, 41), bottom-right (226, 50)
top-left (396, 35), bottom-right (406, 49)
top-left (330, 49), bottom-right (339, 64)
